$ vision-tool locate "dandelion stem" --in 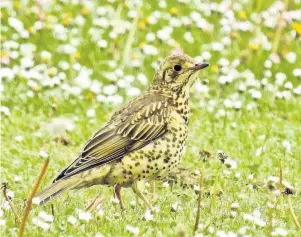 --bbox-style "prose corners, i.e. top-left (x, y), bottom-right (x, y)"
top-left (35, 0), bottom-right (46, 21)
top-left (151, 181), bottom-right (156, 200)
top-left (193, 169), bottom-right (204, 235)
top-left (122, 6), bottom-right (140, 67)
top-left (267, 201), bottom-right (274, 237)
top-left (211, 169), bottom-right (218, 215)
top-left (256, 0), bottom-right (262, 12)
top-left (2, 183), bottom-right (21, 223)
top-left (278, 159), bottom-right (285, 216)
top-left (272, 0), bottom-right (290, 54)
top-left (19, 158), bottom-right (49, 237)
top-left (287, 196), bottom-right (301, 229)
